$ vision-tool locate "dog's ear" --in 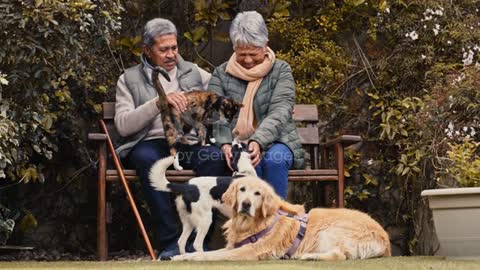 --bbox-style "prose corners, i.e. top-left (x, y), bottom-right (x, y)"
top-left (222, 181), bottom-right (238, 211)
top-left (279, 201), bottom-right (305, 215)
top-left (261, 187), bottom-right (281, 218)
